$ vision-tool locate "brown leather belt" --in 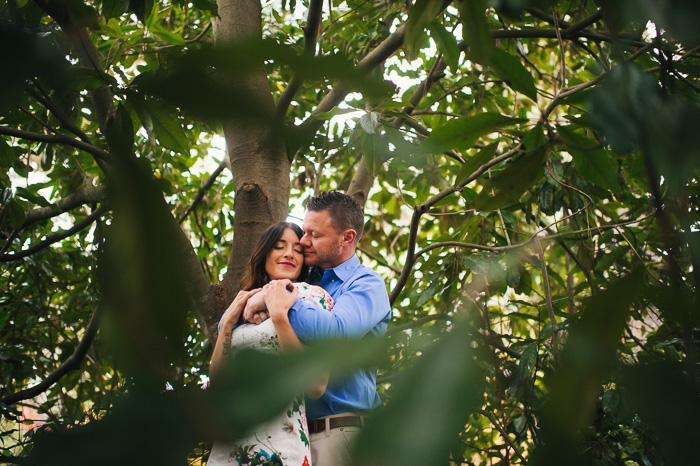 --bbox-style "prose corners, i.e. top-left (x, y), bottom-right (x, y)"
top-left (308, 415), bottom-right (363, 434)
